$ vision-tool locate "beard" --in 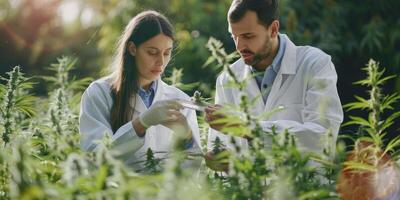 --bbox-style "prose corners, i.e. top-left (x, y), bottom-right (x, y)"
top-left (242, 37), bottom-right (273, 69)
